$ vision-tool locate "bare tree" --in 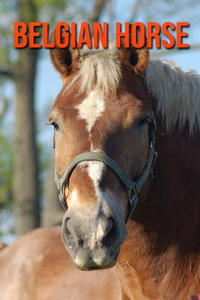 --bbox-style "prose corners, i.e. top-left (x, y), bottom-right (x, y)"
top-left (12, 0), bottom-right (40, 234)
